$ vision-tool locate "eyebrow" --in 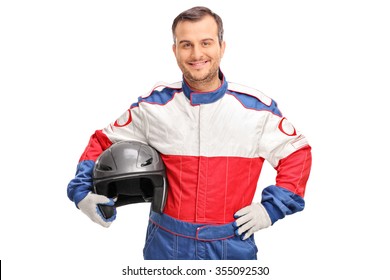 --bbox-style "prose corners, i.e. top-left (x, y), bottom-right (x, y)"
top-left (178, 38), bottom-right (215, 44)
top-left (178, 40), bottom-right (192, 44)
